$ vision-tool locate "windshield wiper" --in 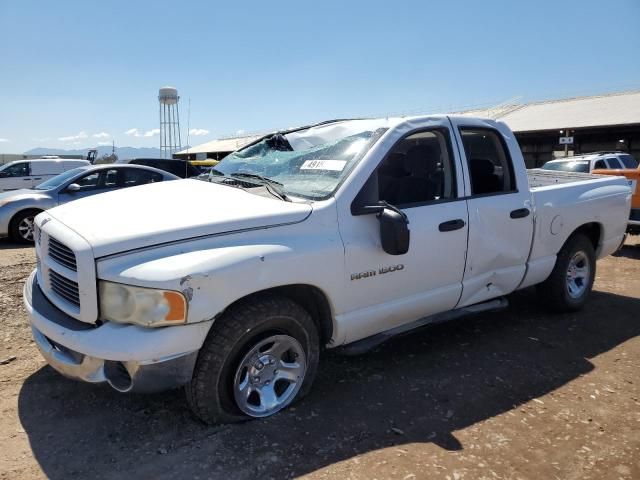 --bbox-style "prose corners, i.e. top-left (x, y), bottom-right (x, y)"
top-left (230, 172), bottom-right (283, 186)
top-left (229, 173), bottom-right (290, 201)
